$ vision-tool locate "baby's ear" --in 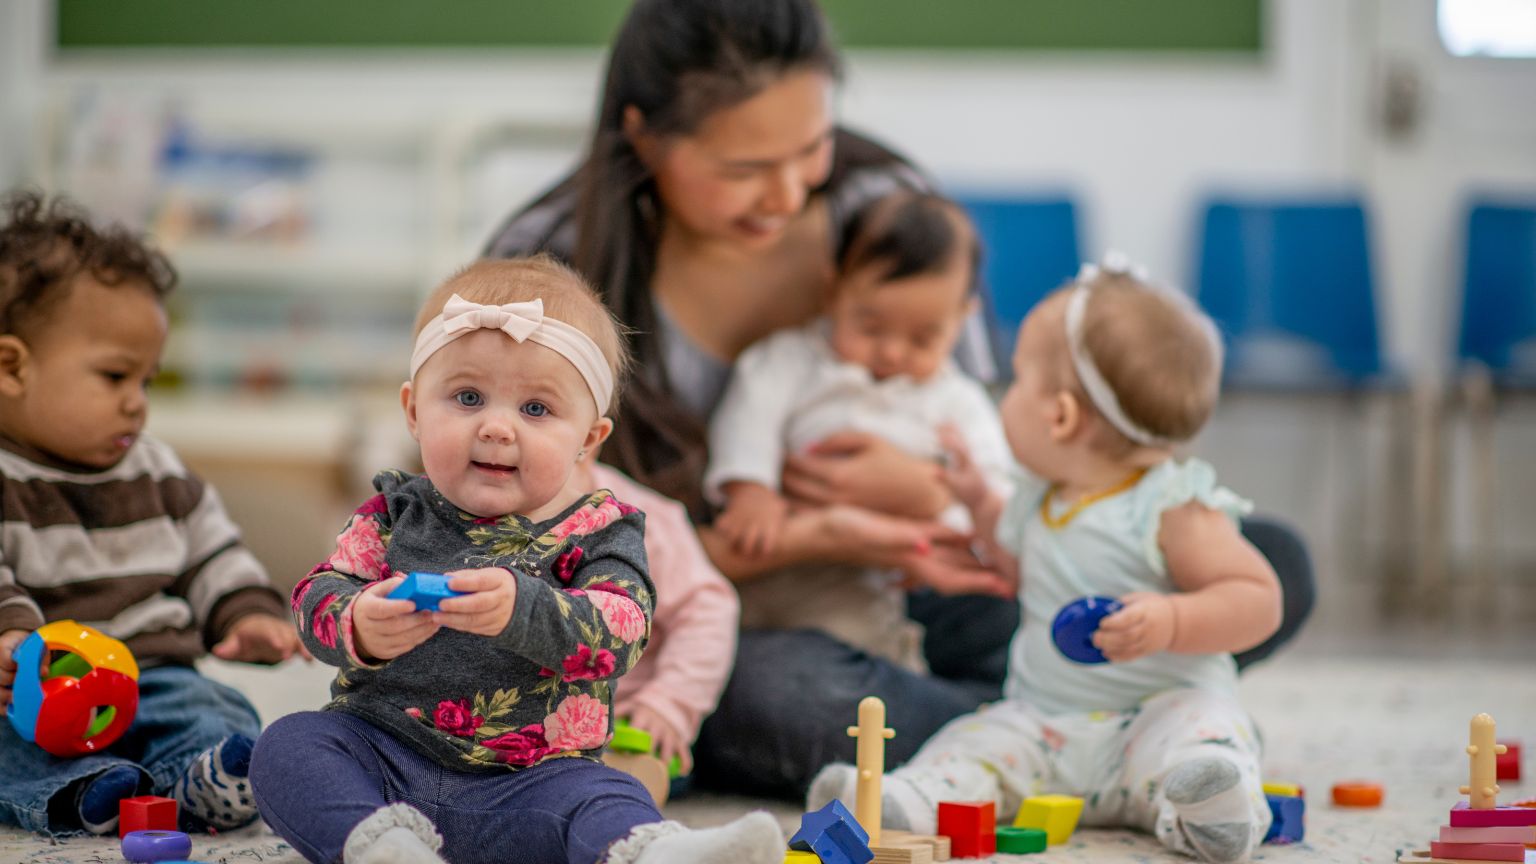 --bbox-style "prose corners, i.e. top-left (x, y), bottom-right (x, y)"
top-left (582, 416), bottom-right (615, 460)
top-left (1050, 389), bottom-right (1084, 443)
top-left (0, 336), bottom-right (30, 398)
top-left (399, 380), bottom-right (421, 442)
